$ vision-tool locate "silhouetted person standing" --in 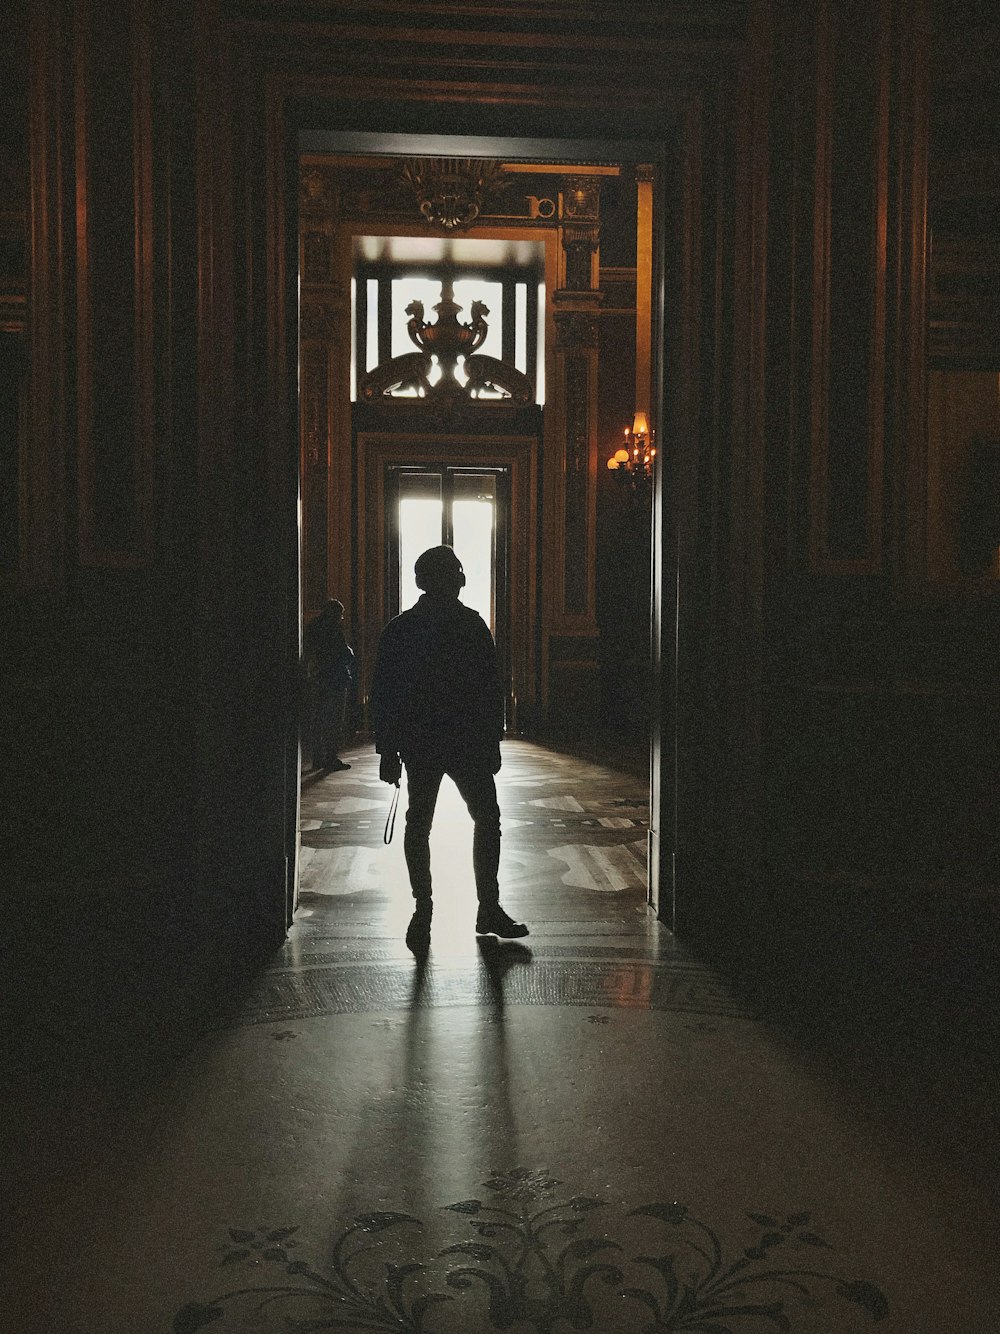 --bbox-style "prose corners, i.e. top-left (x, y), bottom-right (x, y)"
top-left (304, 598), bottom-right (354, 772)
top-left (371, 545), bottom-right (528, 949)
